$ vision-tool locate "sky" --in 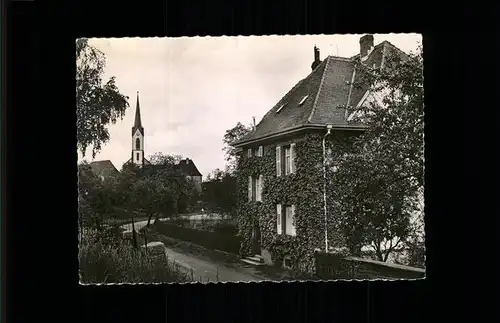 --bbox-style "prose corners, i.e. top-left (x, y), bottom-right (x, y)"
top-left (78, 33), bottom-right (422, 179)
